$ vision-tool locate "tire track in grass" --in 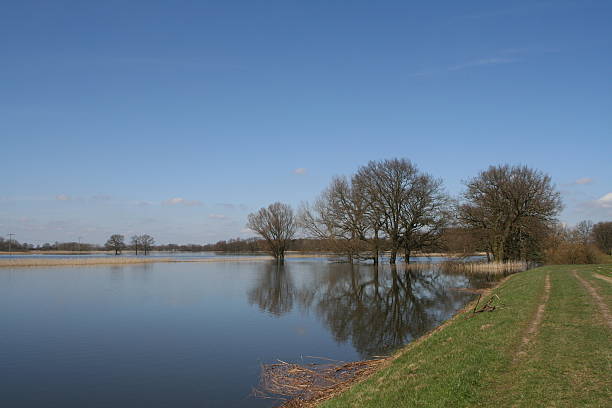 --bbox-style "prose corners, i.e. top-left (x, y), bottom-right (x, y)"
top-left (572, 270), bottom-right (612, 329)
top-left (514, 273), bottom-right (551, 361)
top-left (593, 273), bottom-right (612, 285)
